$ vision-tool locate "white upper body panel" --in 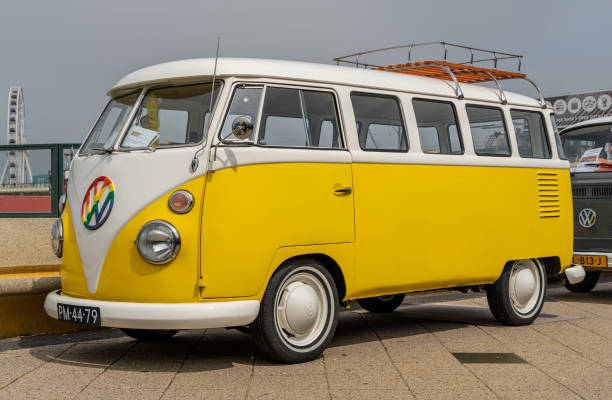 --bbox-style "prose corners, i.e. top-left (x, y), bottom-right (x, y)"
top-left (560, 115), bottom-right (612, 133)
top-left (109, 58), bottom-right (542, 108)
